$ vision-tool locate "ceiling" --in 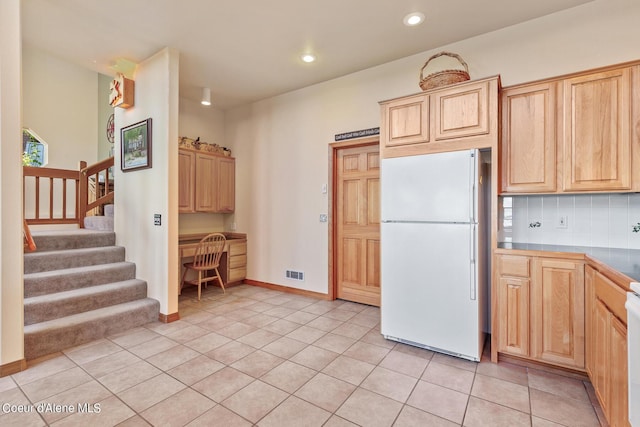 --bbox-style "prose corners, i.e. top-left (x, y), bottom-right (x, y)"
top-left (22, 0), bottom-right (593, 110)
